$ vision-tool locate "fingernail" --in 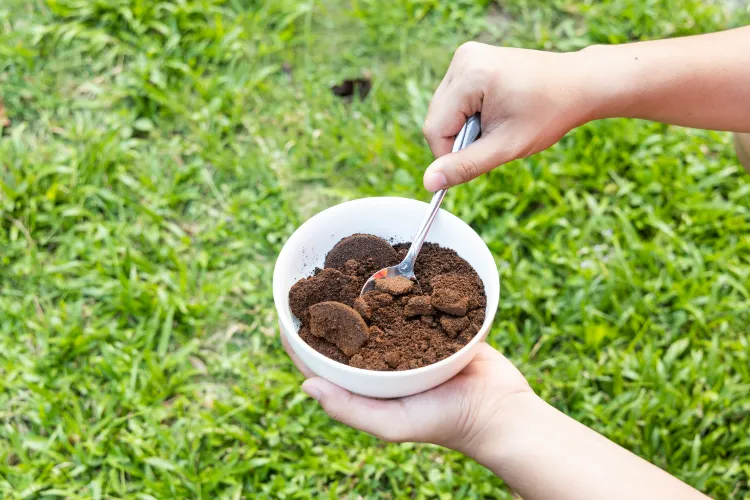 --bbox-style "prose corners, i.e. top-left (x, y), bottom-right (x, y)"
top-left (424, 169), bottom-right (447, 192)
top-left (302, 380), bottom-right (323, 401)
